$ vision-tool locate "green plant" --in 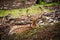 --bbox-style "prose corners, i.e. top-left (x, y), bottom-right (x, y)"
top-left (36, 0), bottom-right (45, 5)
